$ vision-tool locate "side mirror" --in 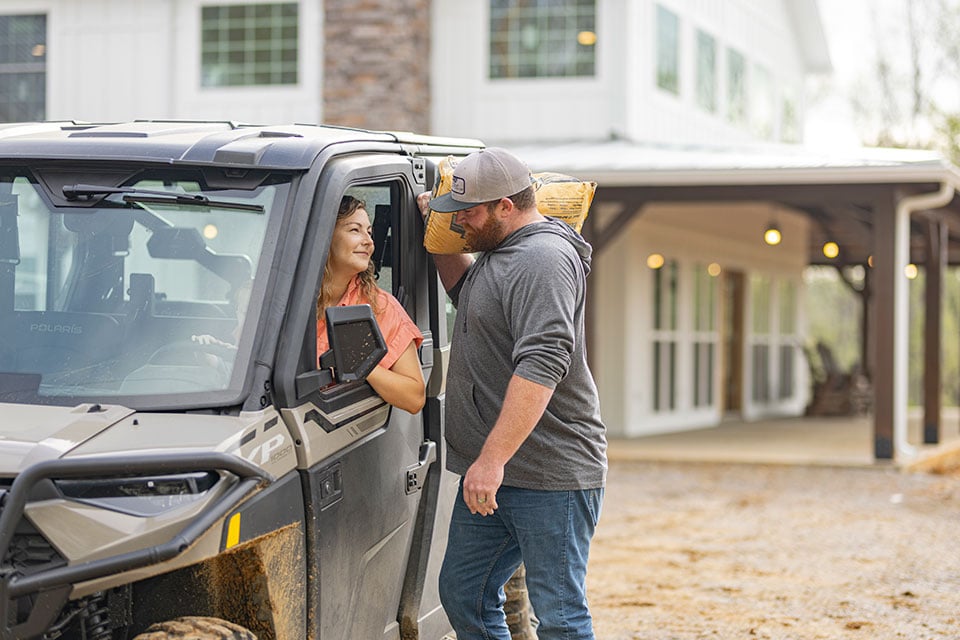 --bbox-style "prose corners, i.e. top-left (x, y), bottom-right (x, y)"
top-left (323, 304), bottom-right (387, 383)
top-left (295, 304), bottom-right (388, 399)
